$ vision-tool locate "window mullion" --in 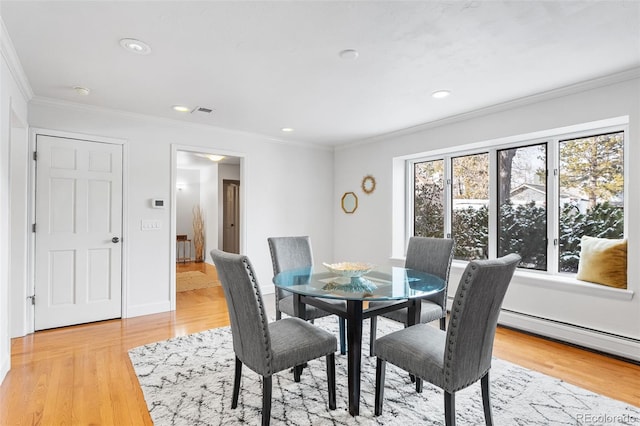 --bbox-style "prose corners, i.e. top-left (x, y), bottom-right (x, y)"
top-left (488, 149), bottom-right (498, 259)
top-left (406, 160), bottom-right (415, 247)
top-left (444, 156), bottom-right (452, 239)
top-left (548, 139), bottom-right (560, 274)
top-left (623, 125), bottom-right (629, 238)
